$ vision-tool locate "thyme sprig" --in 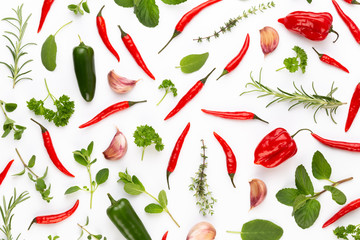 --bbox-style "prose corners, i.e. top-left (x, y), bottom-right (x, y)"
top-left (189, 139), bottom-right (216, 216)
top-left (0, 4), bottom-right (36, 88)
top-left (194, 2), bottom-right (275, 42)
top-left (241, 69), bottom-right (346, 123)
